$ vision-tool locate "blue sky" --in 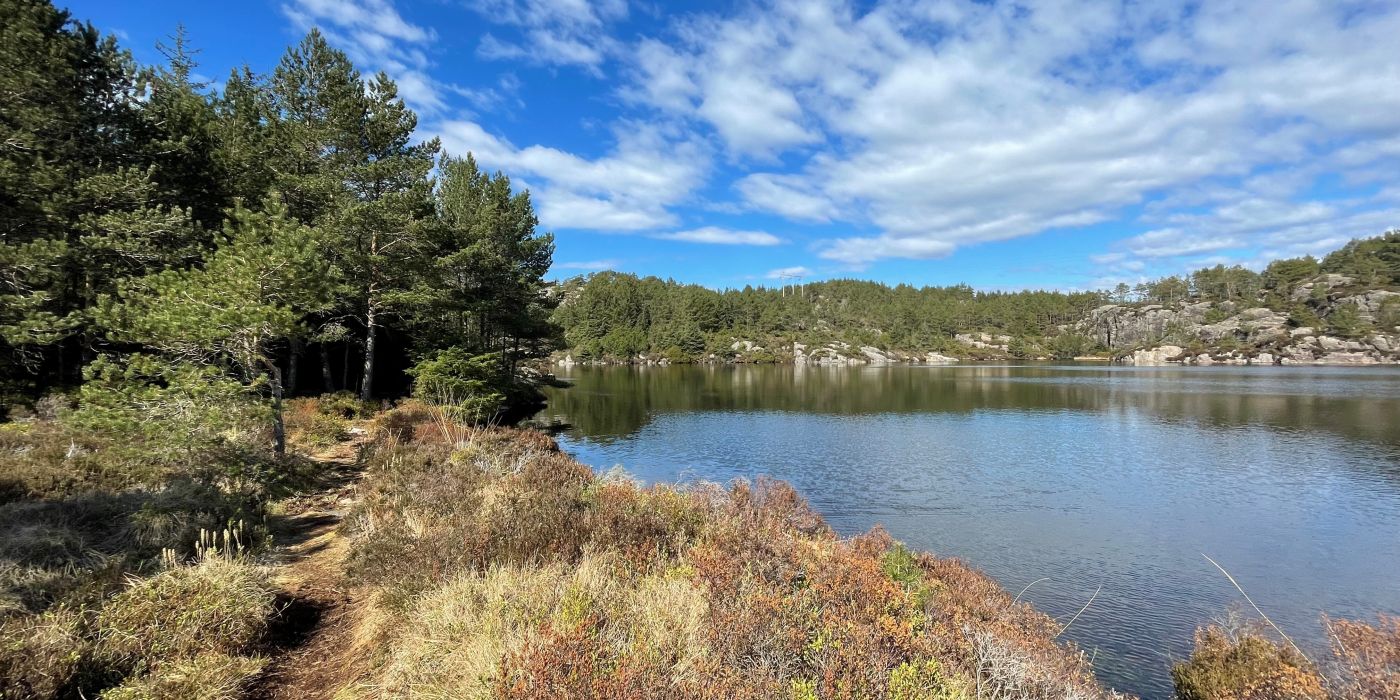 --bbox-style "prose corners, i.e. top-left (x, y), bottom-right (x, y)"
top-left (65, 0), bottom-right (1400, 291)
